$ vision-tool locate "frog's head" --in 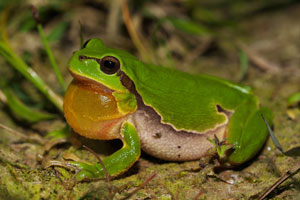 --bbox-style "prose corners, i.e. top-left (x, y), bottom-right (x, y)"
top-left (68, 38), bottom-right (137, 92)
top-left (64, 39), bottom-right (137, 140)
